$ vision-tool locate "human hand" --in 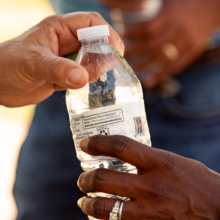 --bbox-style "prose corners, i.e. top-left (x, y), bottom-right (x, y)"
top-left (104, 0), bottom-right (220, 88)
top-left (0, 12), bottom-right (124, 107)
top-left (77, 135), bottom-right (220, 219)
